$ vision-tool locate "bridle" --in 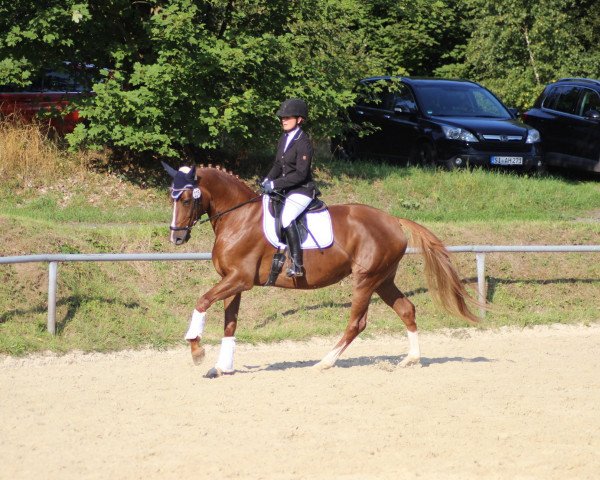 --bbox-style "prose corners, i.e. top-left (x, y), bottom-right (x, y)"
top-left (170, 186), bottom-right (203, 233)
